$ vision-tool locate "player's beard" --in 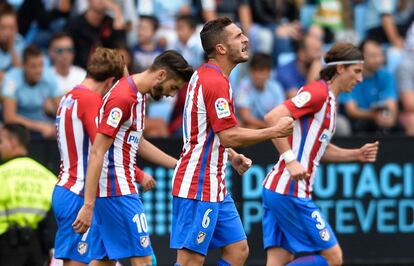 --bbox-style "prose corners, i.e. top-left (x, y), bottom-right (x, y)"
top-left (151, 82), bottom-right (164, 101)
top-left (229, 47), bottom-right (248, 64)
